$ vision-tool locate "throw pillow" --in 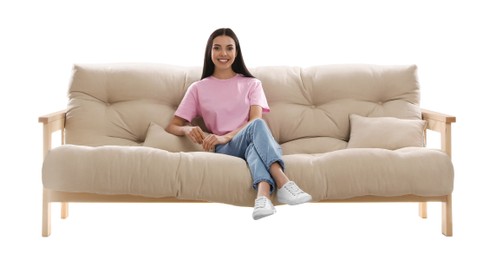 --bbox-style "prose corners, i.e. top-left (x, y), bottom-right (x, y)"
top-left (143, 122), bottom-right (203, 152)
top-left (347, 114), bottom-right (426, 150)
